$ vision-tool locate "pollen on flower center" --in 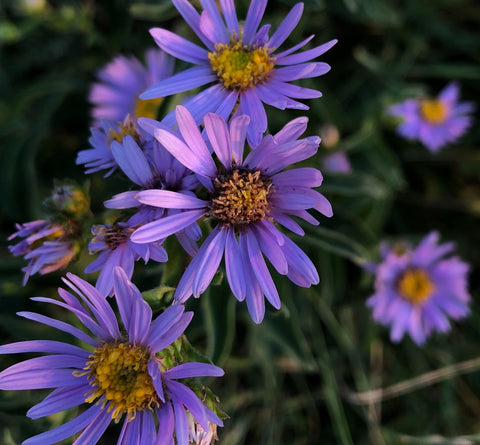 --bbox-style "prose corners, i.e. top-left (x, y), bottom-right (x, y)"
top-left (108, 120), bottom-right (139, 143)
top-left (90, 224), bottom-right (134, 252)
top-left (397, 268), bottom-right (435, 304)
top-left (75, 342), bottom-right (159, 422)
top-left (209, 168), bottom-right (273, 226)
top-left (208, 40), bottom-right (274, 90)
top-left (134, 97), bottom-right (164, 120)
top-left (420, 99), bottom-right (449, 125)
